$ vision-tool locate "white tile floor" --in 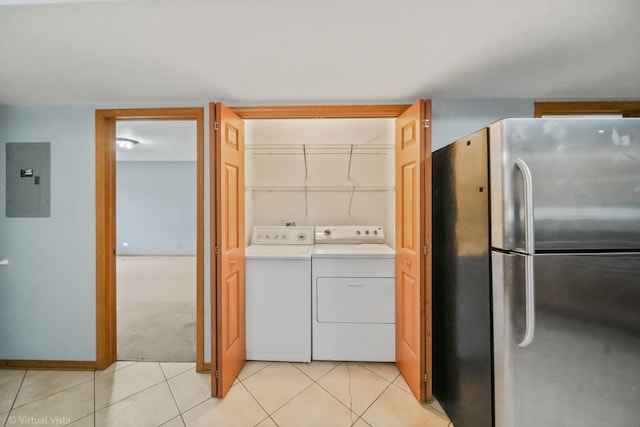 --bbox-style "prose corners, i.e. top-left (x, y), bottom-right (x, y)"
top-left (1, 361), bottom-right (453, 427)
